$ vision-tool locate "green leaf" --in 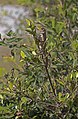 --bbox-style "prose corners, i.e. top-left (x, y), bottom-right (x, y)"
top-left (51, 17), bottom-right (56, 28)
top-left (0, 94), bottom-right (3, 104)
top-left (26, 28), bottom-right (32, 34)
top-left (7, 30), bottom-right (16, 37)
top-left (58, 92), bottom-right (62, 101)
top-left (20, 97), bottom-right (28, 108)
top-left (33, 116), bottom-right (37, 119)
top-left (6, 37), bottom-right (22, 43)
top-left (21, 97), bottom-right (27, 103)
top-left (20, 51), bottom-right (26, 59)
top-left (0, 94), bottom-right (3, 99)
top-left (56, 22), bottom-right (65, 34)
top-left (65, 93), bottom-right (69, 99)
top-left (0, 41), bottom-right (6, 46)
top-left (76, 72), bottom-right (78, 78)
top-left (56, 79), bottom-right (64, 86)
top-left (8, 82), bottom-right (13, 90)
top-left (0, 106), bottom-right (9, 112)
top-left (26, 19), bottom-right (31, 26)
top-left (32, 51), bottom-right (36, 56)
